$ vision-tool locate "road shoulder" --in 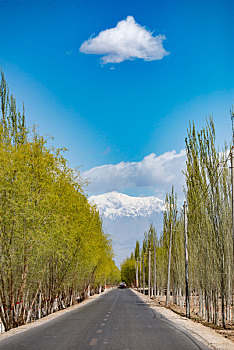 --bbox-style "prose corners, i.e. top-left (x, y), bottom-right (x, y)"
top-left (0, 288), bottom-right (112, 341)
top-left (132, 289), bottom-right (233, 350)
